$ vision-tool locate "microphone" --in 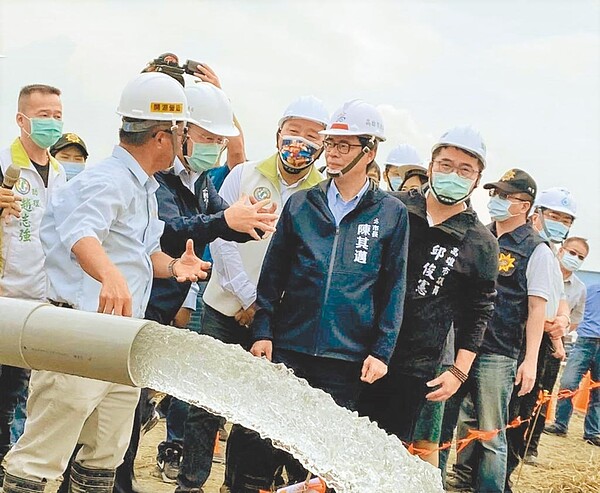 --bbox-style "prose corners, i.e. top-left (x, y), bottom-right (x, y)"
top-left (2, 164), bottom-right (21, 189)
top-left (0, 164), bottom-right (21, 214)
